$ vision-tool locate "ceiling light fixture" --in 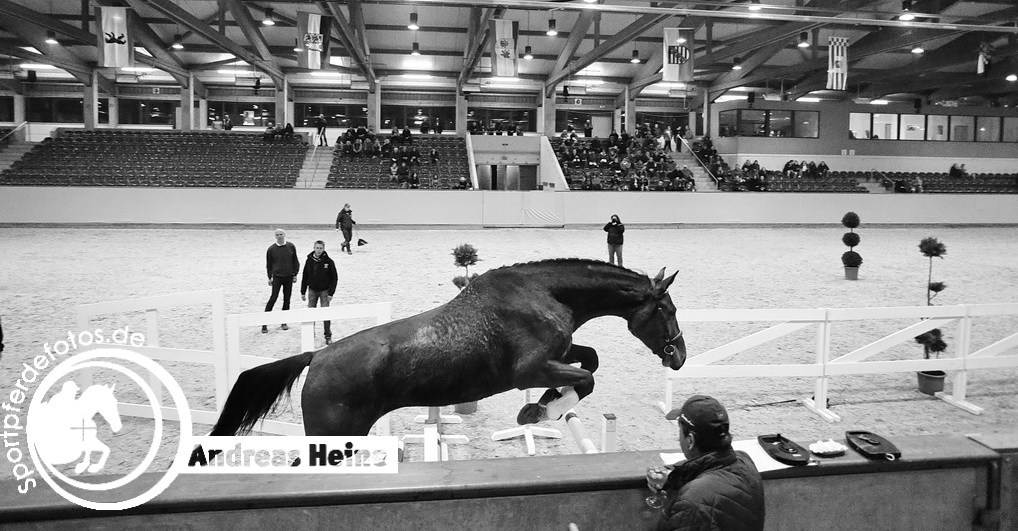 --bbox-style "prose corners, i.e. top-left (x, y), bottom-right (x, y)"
top-left (899, 1), bottom-right (915, 21)
top-left (748, 0), bottom-right (762, 11)
top-left (293, 39), bottom-right (301, 52)
top-left (45, 31), bottom-right (58, 45)
top-left (411, 41), bottom-right (421, 56)
top-left (262, 8), bottom-right (275, 26)
top-left (676, 36), bottom-right (687, 44)
top-left (631, 49), bottom-right (641, 64)
top-left (408, 12), bottom-right (419, 31)
top-left (547, 19), bottom-right (558, 37)
top-left (1007, 74), bottom-right (1017, 82)
top-left (911, 45), bottom-right (924, 54)
top-left (171, 35), bottom-right (184, 50)
top-left (732, 57), bottom-right (743, 70)
top-left (798, 32), bottom-right (809, 48)
top-left (524, 45), bottom-right (533, 61)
